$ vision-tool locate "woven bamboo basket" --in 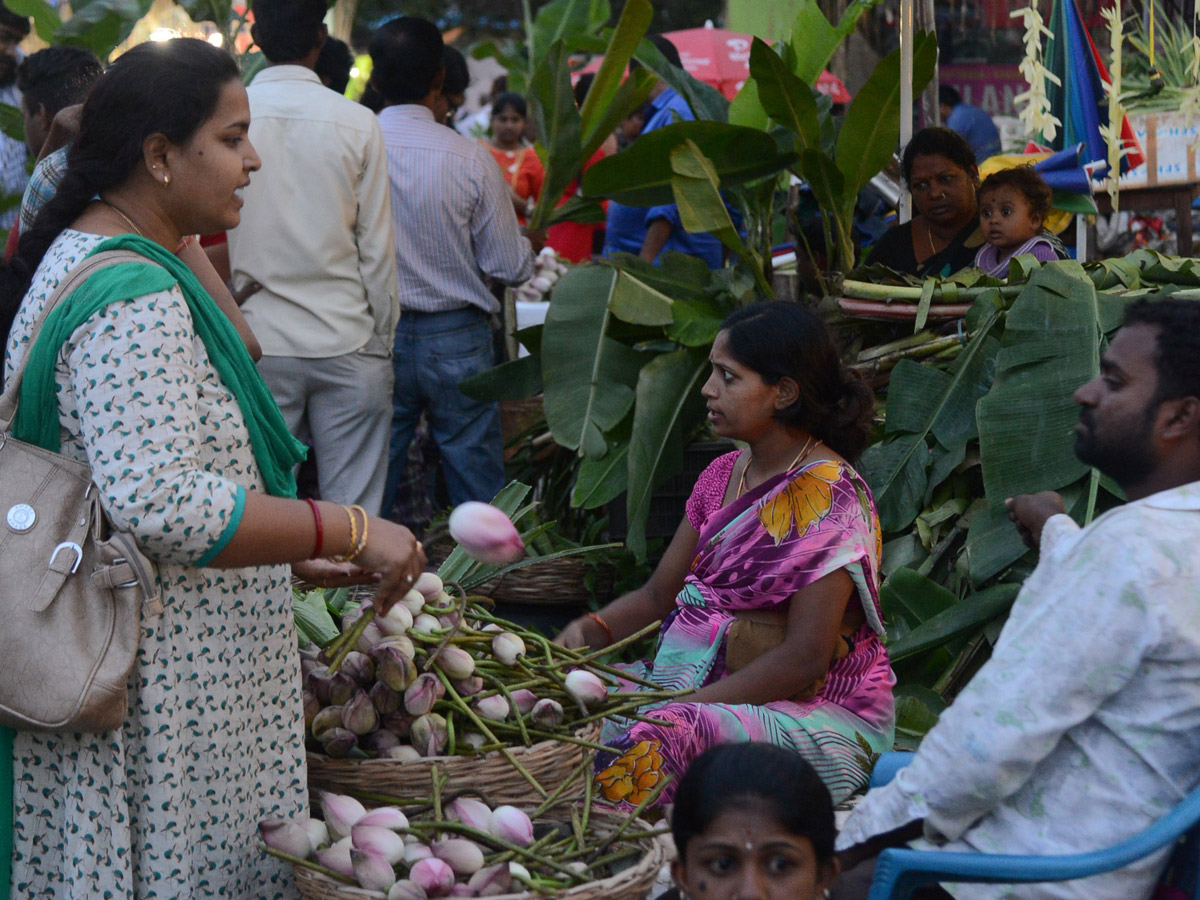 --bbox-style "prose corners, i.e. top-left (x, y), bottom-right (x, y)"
top-left (425, 541), bottom-right (613, 608)
top-left (308, 722), bottom-right (604, 805)
top-left (292, 811), bottom-right (666, 900)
